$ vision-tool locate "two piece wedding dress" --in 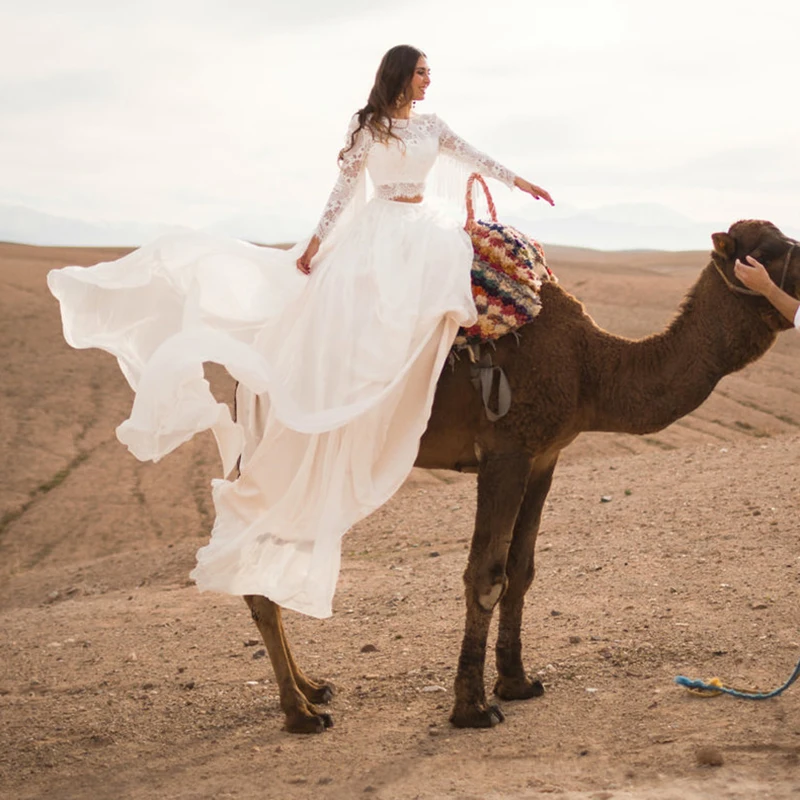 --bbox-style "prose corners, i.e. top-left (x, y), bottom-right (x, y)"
top-left (48, 113), bottom-right (516, 617)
